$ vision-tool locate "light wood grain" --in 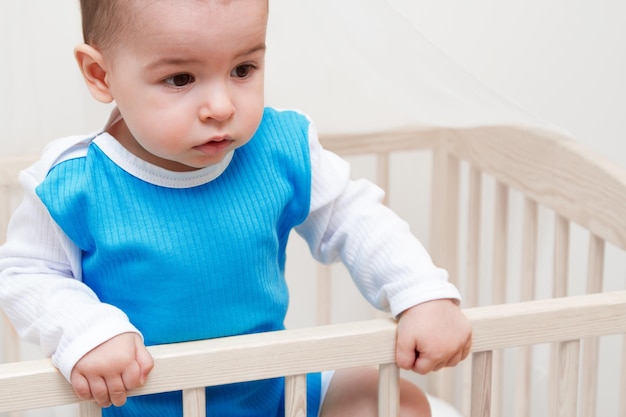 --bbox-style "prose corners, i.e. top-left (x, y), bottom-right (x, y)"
top-left (429, 147), bottom-right (460, 404)
top-left (465, 166), bottom-right (482, 308)
top-left (2, 124), bottom-right (626, 417)
top-left (489, 181), bottom-right (508, 416)
top-left (466, 291), bottom-right (626, 351)
top-left (0, 292), bottom-right (624, 414)
top-left (579, 234), bottom-right (604, 417)
top-left (284, 374), bottom-right (307, 417)
top-left (78, 401), bottom-right (101, 417)
top-left (319, 129), bottom-right (441, 156)
top-left (470, 351), bottom-right (492, 417)
top-left (183, 388), bottom-right (206, 417)
top-left (620, 339), bottom-right (626, 417)
top-left (515, 198), bottom-right (537, 417)
top-left (445, 126), bottom-right (626, 249)
top-left (0, 319), bottom-right (397, 413)
top-left (378, 363), bottom-right (400, 417)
